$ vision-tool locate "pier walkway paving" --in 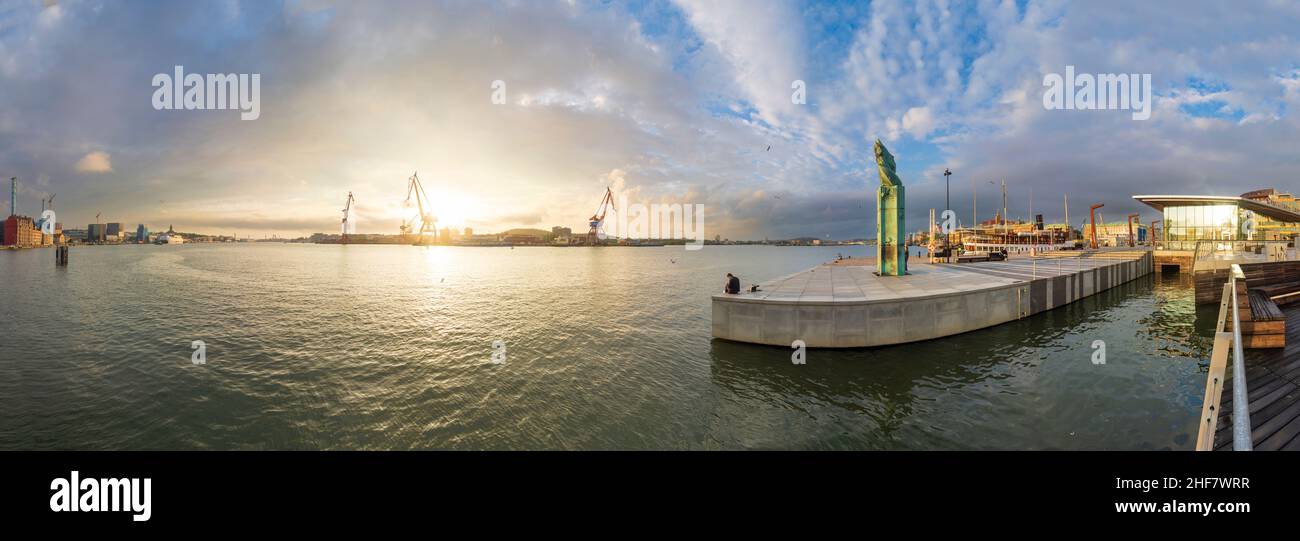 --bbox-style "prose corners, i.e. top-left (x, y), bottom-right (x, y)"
top-left (712, 250), bottom-right (1152, 348)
